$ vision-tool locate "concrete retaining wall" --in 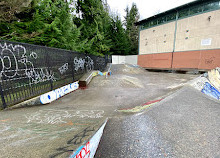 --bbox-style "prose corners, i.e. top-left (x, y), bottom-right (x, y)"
top-left (112, 55), bottom-right (137, 65)
top-left (125, 55), bottom-right (138, 65)
top-left (112, 56), bottom-right (125, 64)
